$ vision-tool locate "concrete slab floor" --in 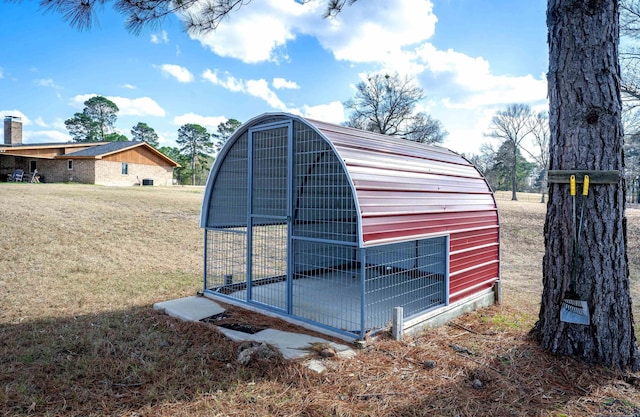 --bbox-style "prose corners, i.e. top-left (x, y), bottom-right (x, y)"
top-left (153, 296), bottom-right (356, 363)
top-left (154, 296), bottom-right (225, 321)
